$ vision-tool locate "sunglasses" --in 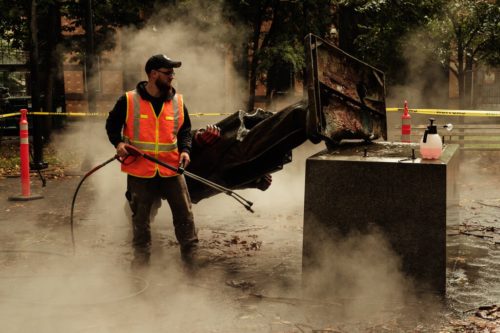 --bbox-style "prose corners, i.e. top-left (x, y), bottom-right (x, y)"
top-left (156, 70), bottom-right (176, 77)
